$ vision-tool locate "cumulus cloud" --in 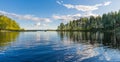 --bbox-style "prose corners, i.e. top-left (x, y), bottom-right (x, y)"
top-left (53, 14), bottom-right (81, 21)
top-left (57, 1), bottom-right (112, 12)
top-left (0, 10), bottom-right (51, 22)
